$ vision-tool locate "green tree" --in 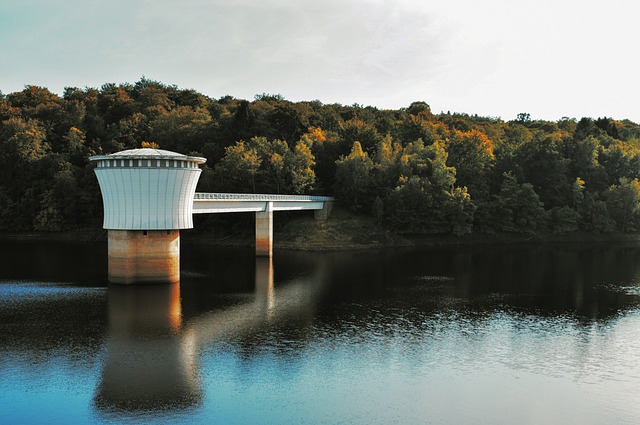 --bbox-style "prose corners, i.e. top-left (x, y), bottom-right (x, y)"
top-left (286, 140), bottom-right (316, 194)
top-left (0, 117), bottom-right (49, 163)
top-left (549, 206), bottom-right (580, 234)
top-left (517, 133), bottom-right (571, 208)
top-left (426, 140), bottom-right (456, 195)
top-left (572, 177), bottom-right (585, 209)
top-left (445, 186), bottom-right (476, 235)
top-left (579, 192), bottom-right (613, 232)
top-left (492, 173), bottom-right (547, 233)
top-left (149, 106), bottom-right (212, 153)
top-left (338, 119), bottom-right (382, 155)
top-left (605, 177), bottom-right (640, 232)
top-left (335, 141), bottom-right (374, 210)
top-left (214, 141), bottom-right (261, 192)
top-left (98, 84), bottom-right (135, 125)
top-left (268, 103), bottom-right (310, 142)
top-left (445, 129), bottom-right (495, 198)
top-left (385, 175), bottom-right (433, 232)
top-left (372, 196), bottom-right (384, 224)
